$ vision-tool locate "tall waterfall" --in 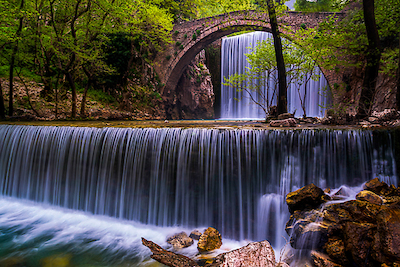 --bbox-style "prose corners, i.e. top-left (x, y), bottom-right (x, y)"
top-left (220, 31), bottom-right (330, 119)
top-left (0, 125), bottom-right (397, 266)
